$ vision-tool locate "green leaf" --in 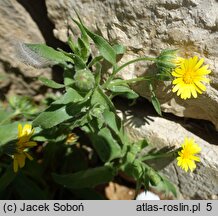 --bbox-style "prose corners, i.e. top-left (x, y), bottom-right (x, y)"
top-left (72, 15), bottom-right (89, 49)
top-left (88, 56), bottom-right (104, 68)
top-left (102, 110), bottom-right (127, 144)
top-left (94, 62), bottom-right (102, 85)
top-left (69, 111), bottom-right (91, 130)
top-left (91, 88), bottom-right (110, 110)
top-left (147, 169), bottom-right (162, 186)
top-left (39, 76), bottom-right (65, 89)
top-left (91, 87), bottom-right (116, 112)
top-left (0, 167), bottom-right (16, 192)
top-left (103, 110), bottom-right (121, 134)
top-left (33, 101), bottom-right (87, 129)
top-left (32, 126), bottom-right (67, 142)
top-left (25, 44), bottom-right (74, 63)
top-left (33, 104), bottom-right (71, 129)
top-left (22, 43), bottom-right (73, 67)
top-left (0, 122), bottom-right (18, 146)
top-left (149, 83), bottom-right (162, 116)
top-left (161, 176), bottom-right (177, 198)
top-left (129, 139), bottom-right (149, 157)
top-left (121, 157), bottom-right (145, 180)
top-left (113, 44), bottom-right (126, 55)
top-left (155, 176), bottom-right (178, 198)
top-left (54, 88), bottom-right (83, 104)
top-left (151, 95), bottom-right (162, 116)
top-left (78, 22), bottom-right (116, 65)
top-left (0, 108), bottom-right (13, 125)
top-left (52, 165), bottom-right (115, 189)
top-left (135, 139), bottom-right (149, 151)
top-left (103, 110), bottom-right (121, 133)
top-left (72, 54), bottom-right (86, 70)
top-left (78, 37), bottom-right (89, 62)
top-left (8, 95), bottom-right (37, 114)
top-left (64, 68), bottom-right (75, 87)
top-left (89, 127), bottom-right (122, 162)
top-left (33, 89), bottom-right (87, 129)
top-left (108, 84), bottom-right (139, 99)
top-left (67, 36), bottom-right (79, 53)
top-left (89, 104), bottom-right (105, 122)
